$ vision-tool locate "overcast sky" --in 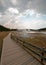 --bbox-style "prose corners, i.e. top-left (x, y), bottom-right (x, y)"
top-left (0, 0), bottom-right (46, 29)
